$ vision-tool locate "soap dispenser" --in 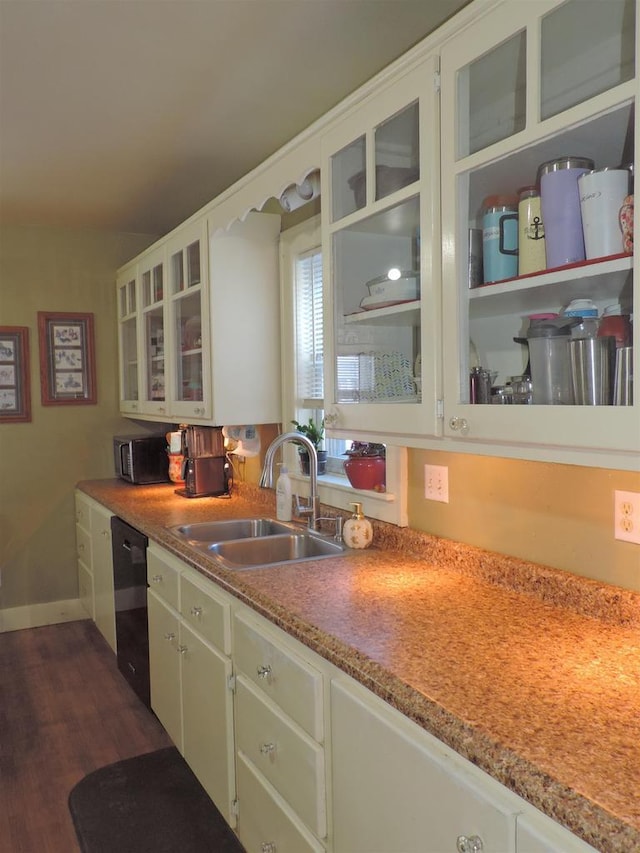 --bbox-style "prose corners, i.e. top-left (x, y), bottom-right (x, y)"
top-left (343, 502), bottom-right (373, 550)
top-left (275, 464), bottom-right (292, 521)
